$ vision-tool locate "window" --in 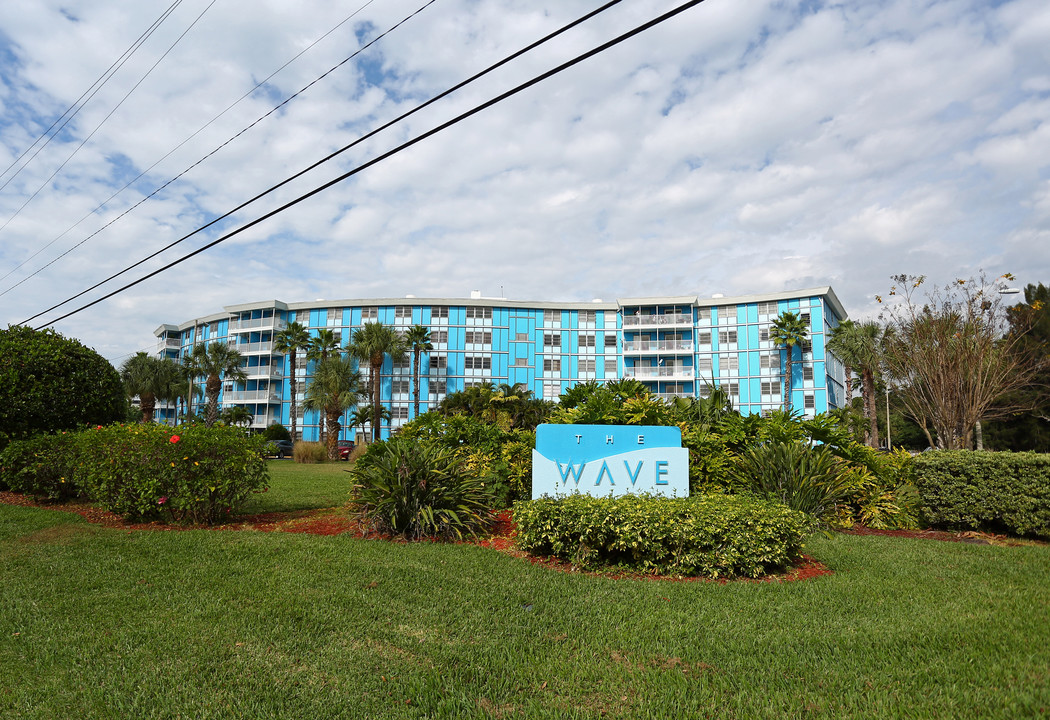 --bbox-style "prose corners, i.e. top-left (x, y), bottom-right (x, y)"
top-left (543, 381), bottom-right (560, 398)
top-left (804, 394), bottom-right (815, 410)
top-left (515, 332), bottom-right (529, 342)
top-left (392, 356), bottom-right (409, 369)
top-left (604, 334), bottom-right (617, 349)
top-left (578, 358), bottom-right (596, 373)
top-left (543, 358), bottom-right (561, 373)
top-left (429, 355), bottom-right (447, 370)
top-left (604, 357), bottom-right (618, 374)
top-left (543, 331), bottom-right (562, 348)
top-left (578, 333), bottom-right (596, 348)
top-left (761, 380), bottom-right (782, 396)
top-left (361, 306), bottom-right (378, 320)
top-left (512, 358), bottom-right (528, 367)
top-left (394, 306), bottom-right (412, 320)
top-left (466, 306), bottom-right (491, 320)
top-left (604, 311), bottom-right (617, 326)
top-left (761, 353), bottom-right (780, 371)
top-left (464, 356), bottom-right (491, 370)
top-left (758, 301), bottom-right (778, 315)
top-left (720, 354), bottom-right (739, 372)
top-left (722, 381), bottom-right (739, 396)
top-left (431, 306), bottom-right (448, 320)
top-left (543, 310), bottom-right (561, 326)
top-left (391, 406), bottom-right (409, 420)
top-left (326, 308), bottom-right (341, 326)
top-left (800, 312), bottom-right (811, 325)
top-left (697, 356), bottom-right (713, 372)
top-left (429, 380), bottom-right (447, 395)
top-left (697, 331), bottom-right (712, 346)
top-left (391, 380), bottom-right (410, 394)
top-left (210, 322), bottom-right (219, 336)
top-left (579, 310), bottom-right (596, 325)
top-left (759, 327), bottom-right (770, 342)
top-left (803, 365), bottom-right (814, 382)
top-left (465, 330), bottom-right (492, 345)
top-left (718, 330), bottom-right (738, 345)
top-left (430, 330), bottom-right (448, 344)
